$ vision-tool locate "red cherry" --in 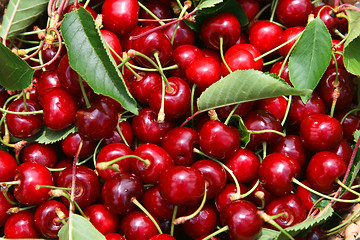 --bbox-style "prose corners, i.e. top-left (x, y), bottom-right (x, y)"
top-left (0, 150), bottom-right (18, 182)
top-left (224, 43), bottom-right (263, 71)
top-left (217, 101), bottom-right (254, 120)
top-left (139, 0), bottom-right (173, 27)
top-left (221, 49), bottom-right (256, 76)
top-left (186, 57), bottom-right (221, 90)
top-left (149, 234), bottom-right (177, 240)
top-left (20, 143), bottom-right (58, 168)
top-left (236, 0), bottom-right (260, 21)
top-left (162, 21), bottom-right (196, 48)
top-left (84, 204), bottom-right (120, 235)
top-left (270, 60), bottom-right (292, 86)
top-left (275, 0), bottom-right (313, 27)
top-left (278, 26), bottom-right (305, 57)
top-left (64, 3), bottom-right (97, 19)
top-left (331, 139), bottom-right (352, 165)
top-left (0, 191), bottom-right (15, 227)
top-left (295, 180), bottom-right (315, 212)
top-left (102, 120), bottom-right (134, 146)
top-left (61, 132), bottom-right (97, 159)
top-left (254, 96), bottom-right (288, 121)
top-left (336, 112), bottom-right (360, 142)
top-left (36, 70), bottom-right (62, 99)
top-left (314, 5), bottom-right (339, 34)
top-left (172, 44), bottom-right (204, 74)
top-left (129, 72), bottom-right (162, 105)
top-left (4, 210), bottom-right (40, 239)
top-left (40, 46), bottom-right (66, 71)
top-left (328, 39), bottom-right (344, 69)
top-left (101, 29), bottom-right (123, 65)
top-left (215, 183), bottom-right (250, 213)
top-left (120, 211), bottom-right (160, 240)
top-left (105, 233), bottom-right (126, 240)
